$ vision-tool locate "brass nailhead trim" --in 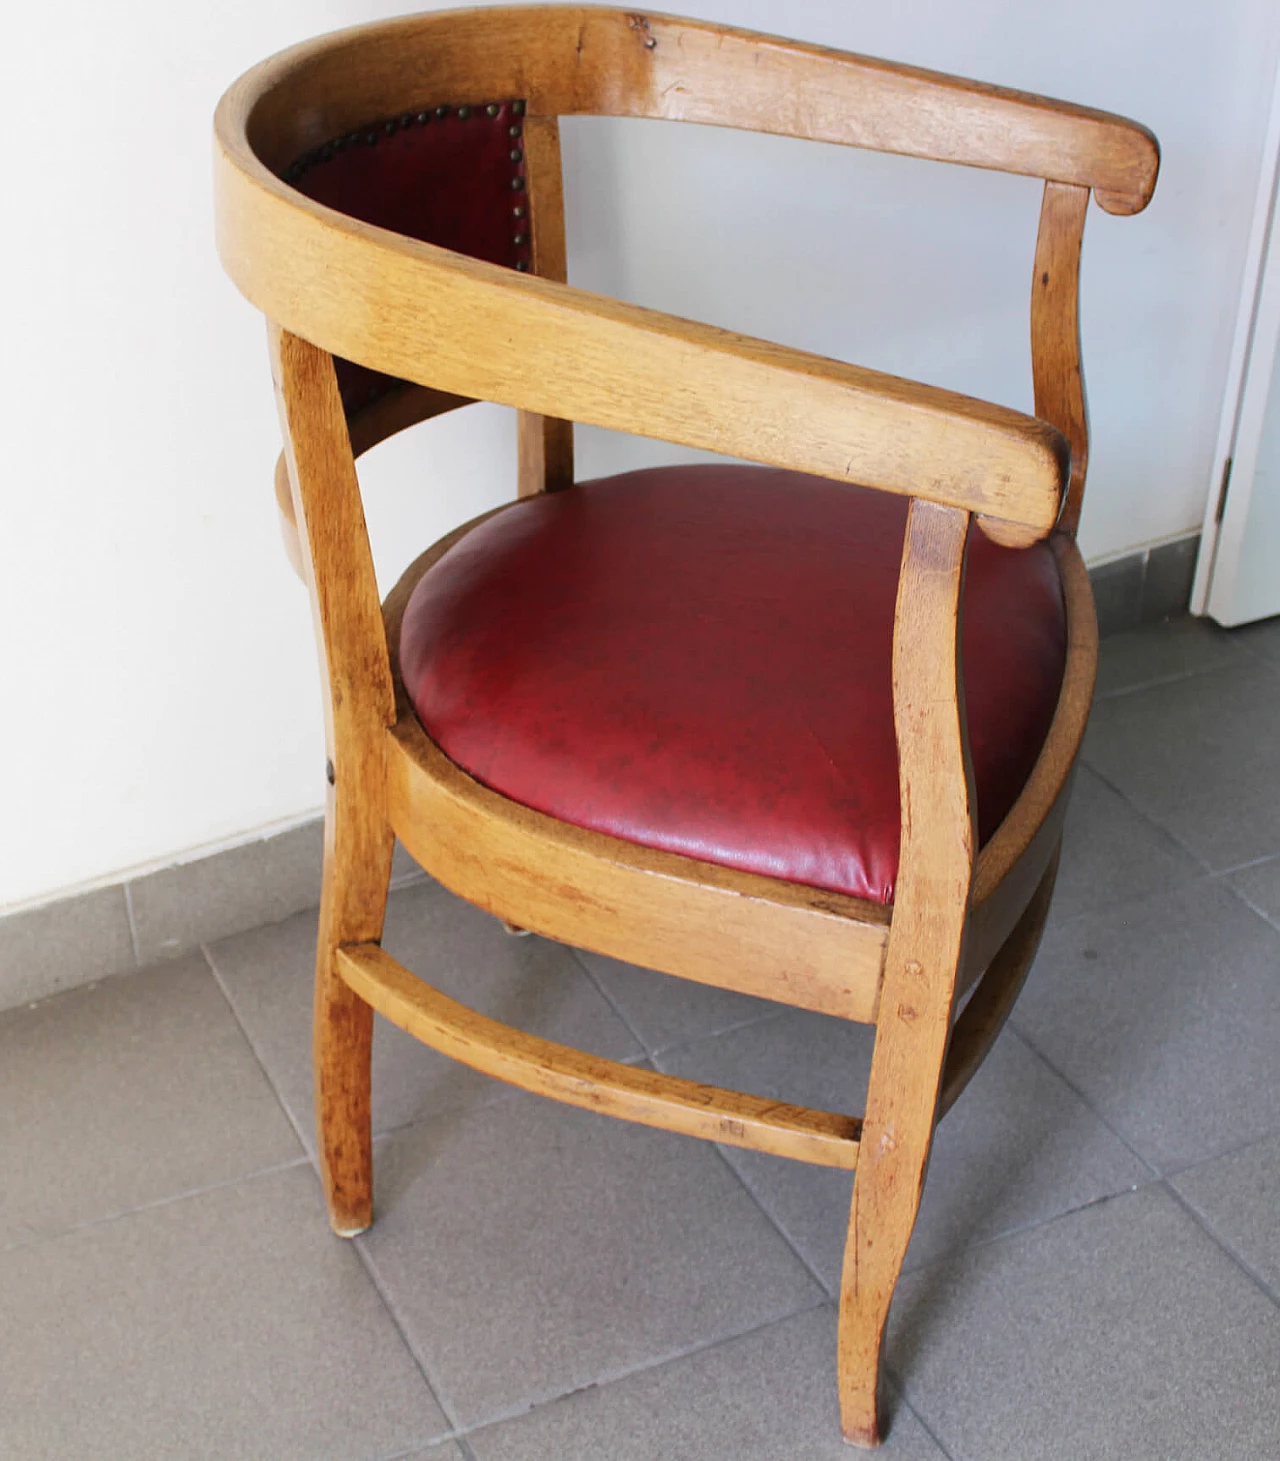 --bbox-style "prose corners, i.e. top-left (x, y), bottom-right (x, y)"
top-left (284, 98), bottom-right (533, 279)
